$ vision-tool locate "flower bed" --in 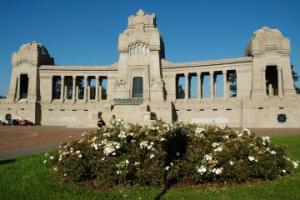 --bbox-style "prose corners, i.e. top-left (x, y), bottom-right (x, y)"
top-left (45, 120), bottom-right (299, 187)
